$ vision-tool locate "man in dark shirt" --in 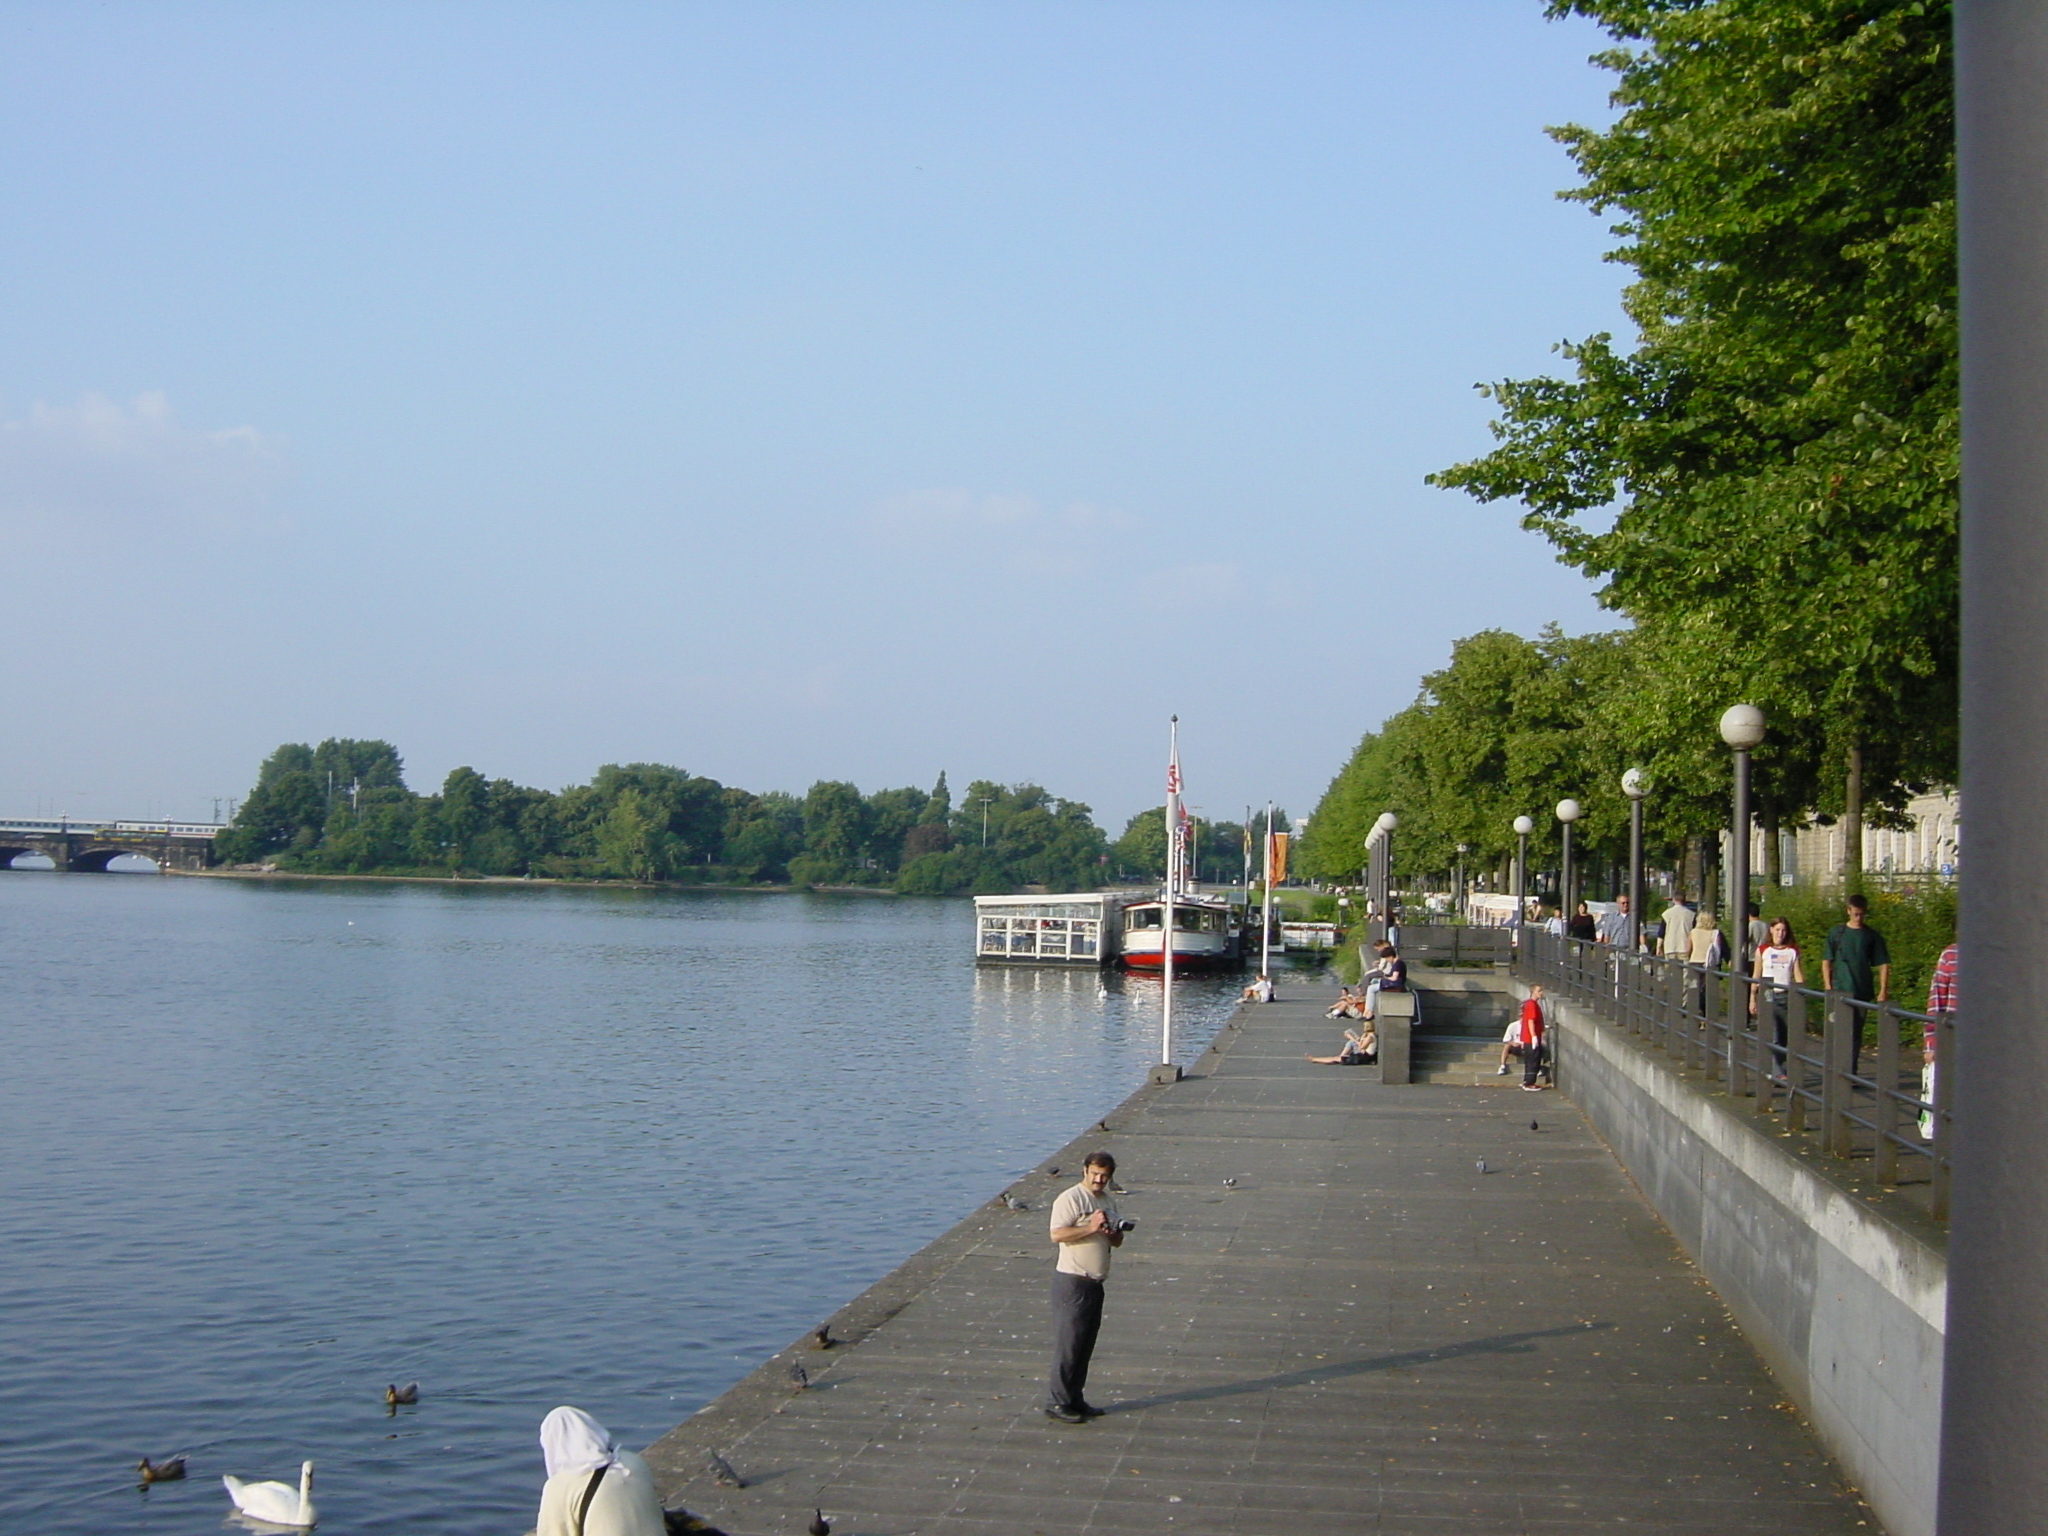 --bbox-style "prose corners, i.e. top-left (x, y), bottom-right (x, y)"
top-left (1822, 894), bottom-right (1891, 1053)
